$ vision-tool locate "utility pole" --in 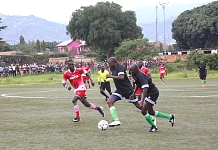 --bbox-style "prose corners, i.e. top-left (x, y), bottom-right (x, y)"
top-left (159, 1), bottom-right (168, 62)
top-left (156, 1), bottom-right (158, 43)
